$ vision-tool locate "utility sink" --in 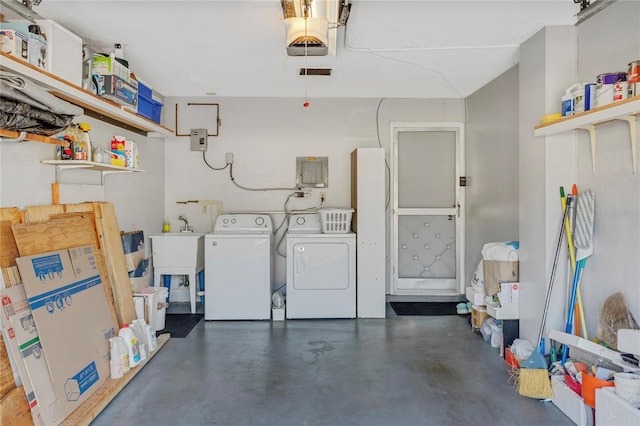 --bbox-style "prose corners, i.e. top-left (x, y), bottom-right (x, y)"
top-left (149, 233), bottom-right (205, 269)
